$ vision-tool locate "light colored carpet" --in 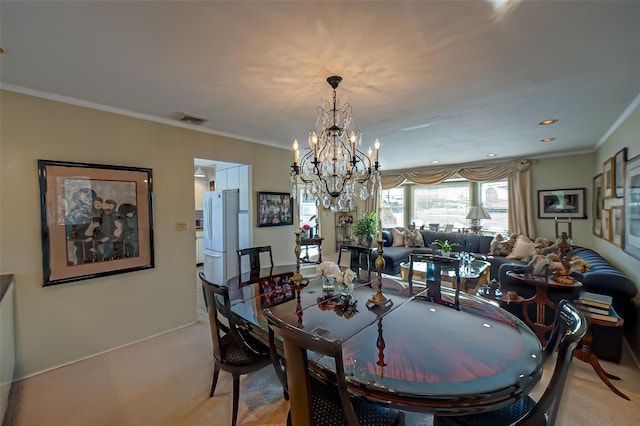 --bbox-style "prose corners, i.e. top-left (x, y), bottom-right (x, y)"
top-left (3, 268), bottom-right (640, 425)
